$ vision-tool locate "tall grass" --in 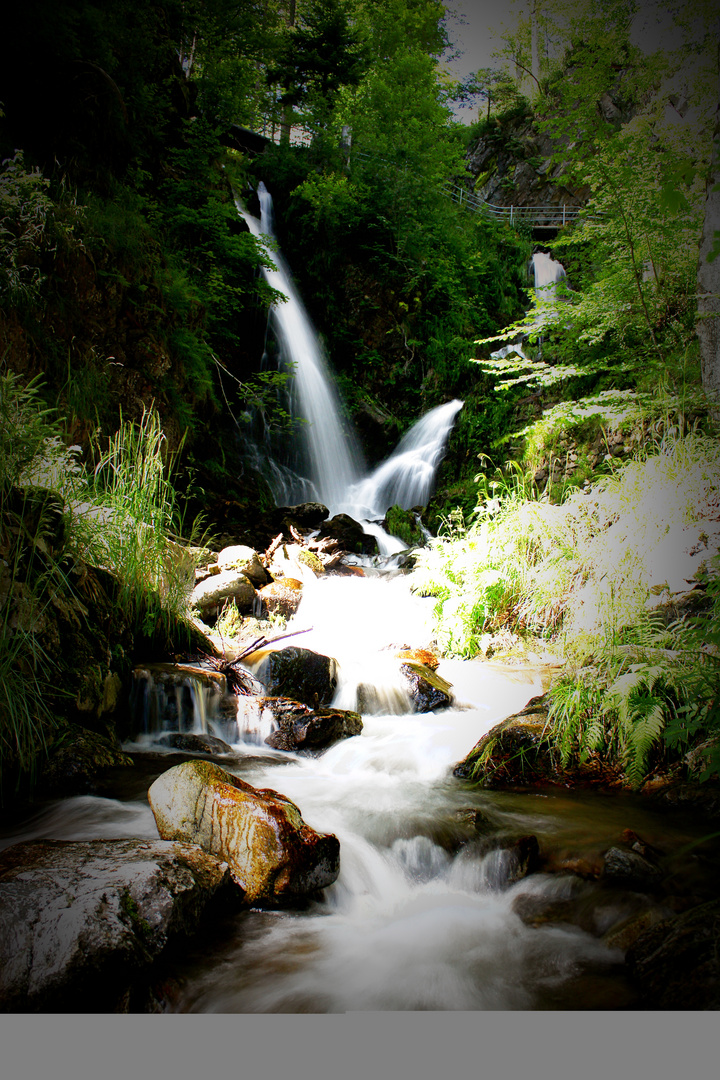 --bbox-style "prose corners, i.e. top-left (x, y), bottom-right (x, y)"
top-left (1, 368), bottom-right (205, 788)
top-left (71, 408), bottom-right (206, 647)
top-left (0, 370), bottom-right (65, 786)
